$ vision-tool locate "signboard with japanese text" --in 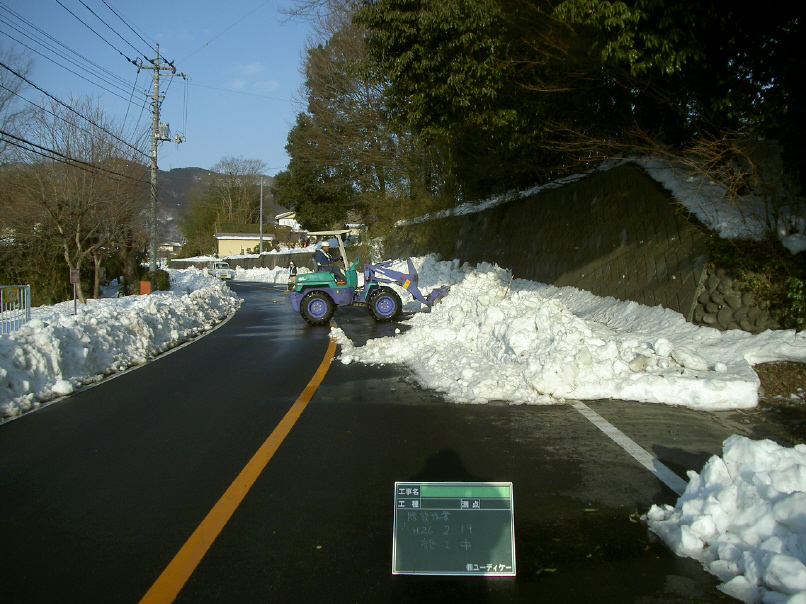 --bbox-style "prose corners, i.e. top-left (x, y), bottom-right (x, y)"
top-left (392, 482), bottom-right (515, 576)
